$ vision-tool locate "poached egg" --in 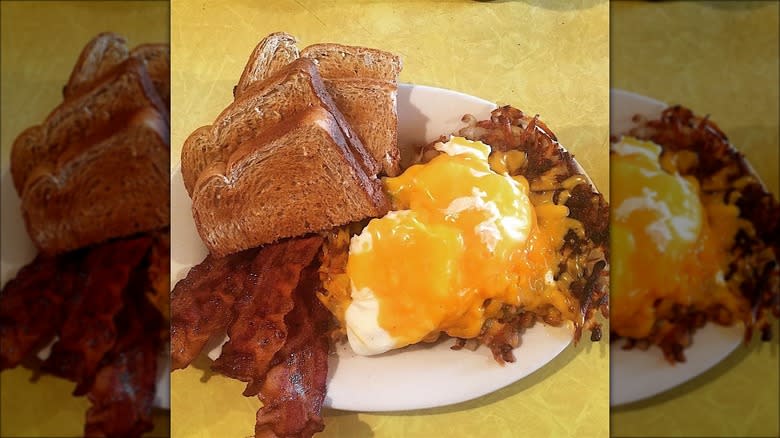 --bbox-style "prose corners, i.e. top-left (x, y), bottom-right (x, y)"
top-left (344, 136), bottom-right (564, 355)
top-left (611, 136), bottom-right (748, 339)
